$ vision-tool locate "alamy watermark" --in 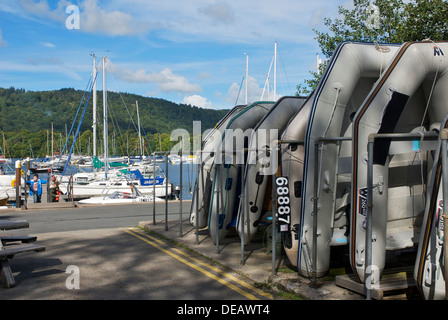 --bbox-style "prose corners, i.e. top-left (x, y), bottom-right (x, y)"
top-left (66, 5), bottom-right (80, 30)
top-left (170, 121), bottom-right (279, 175)
top-left (66, 265), bottom-right (80, 289)
top-left (366, 4), bottom-right (380, 30)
